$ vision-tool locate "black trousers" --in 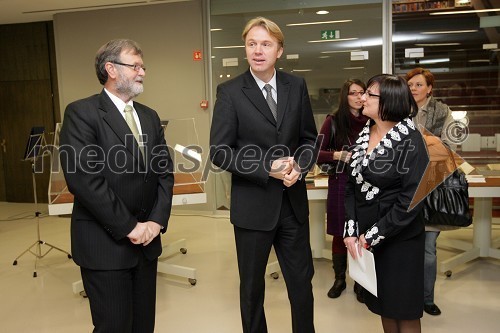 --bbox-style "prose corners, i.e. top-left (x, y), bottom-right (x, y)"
top-left (234, 191), bottom-right (315, 333)
top-left (80, 251), bottom-right (158, 333)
